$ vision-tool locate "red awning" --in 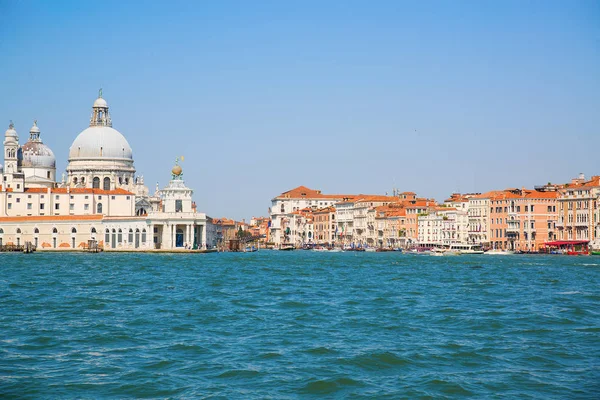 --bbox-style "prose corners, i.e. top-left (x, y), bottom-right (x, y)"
top-left (544, 240), bottom-right (589, 246)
